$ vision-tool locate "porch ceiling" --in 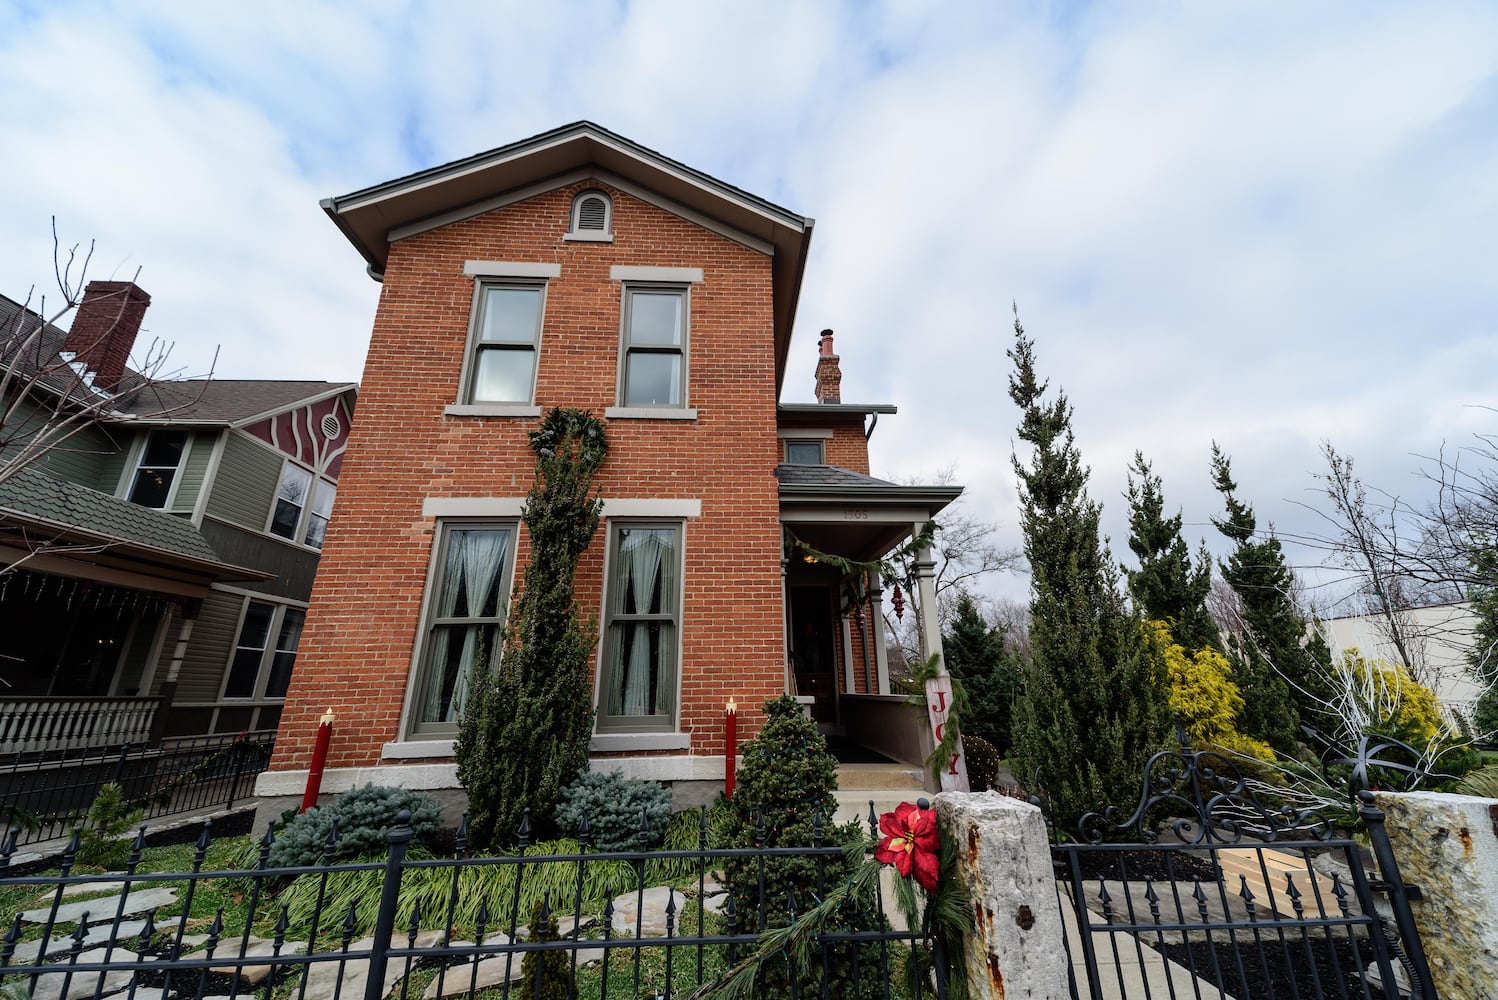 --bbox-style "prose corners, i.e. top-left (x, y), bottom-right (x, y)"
top-left (779, 469), bottom-right (962, 564)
